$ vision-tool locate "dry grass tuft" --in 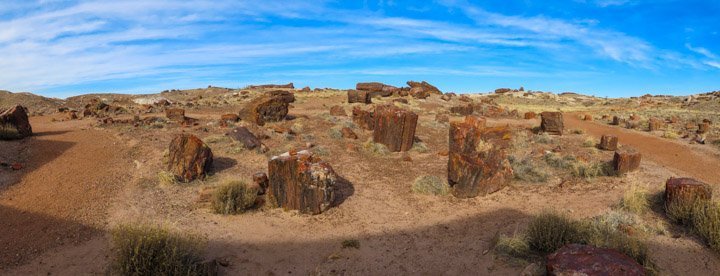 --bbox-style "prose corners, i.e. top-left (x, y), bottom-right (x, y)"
top-left (412, 175), bottom-right (450, 195)
top-left (157, 171), bottom-right (176, 185)
top-left (509, 156), bottom-right (549, 183)
top-left (620, 185), bottom-right (650, 214)
top-left (362, 139), bottom-right (390, 156)
top-left (0, 123), bottom-right (21, 140)
top-left (212, 181), bottom-right (258, 215)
